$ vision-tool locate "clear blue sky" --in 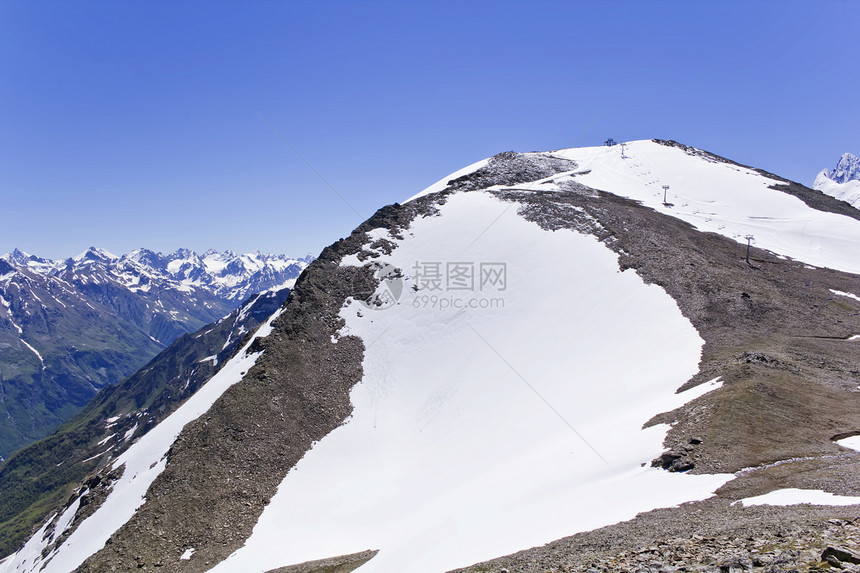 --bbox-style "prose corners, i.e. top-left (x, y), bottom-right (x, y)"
top-left (1, 1), bottom-right (858, 260)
